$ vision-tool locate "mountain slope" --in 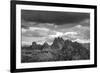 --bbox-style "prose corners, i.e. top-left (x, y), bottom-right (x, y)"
top-left (21, 37), bottom-right (90, 63)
